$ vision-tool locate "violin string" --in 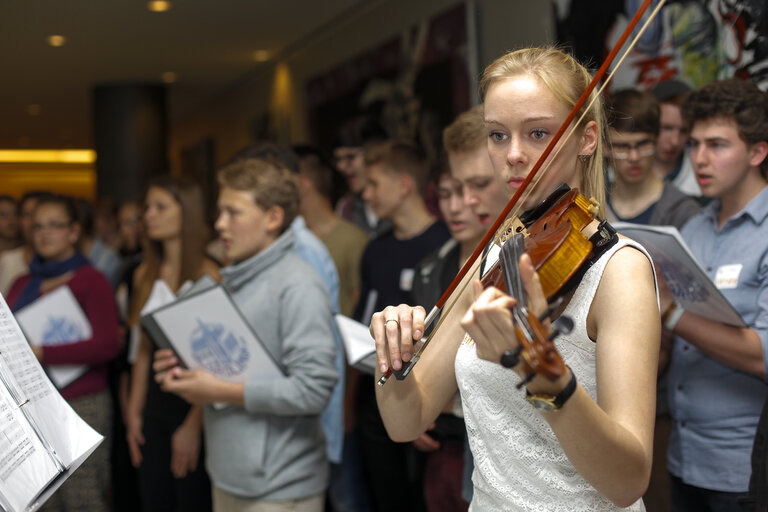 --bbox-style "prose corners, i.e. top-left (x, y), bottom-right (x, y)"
top-left (508, 0), bottom-right (668, 222)
top-left (415, 0), bottom-right (669, 356)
